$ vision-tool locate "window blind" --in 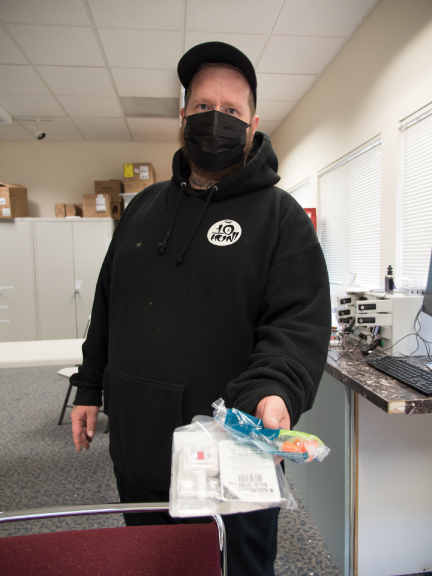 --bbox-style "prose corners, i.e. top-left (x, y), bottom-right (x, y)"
top-left (287, 179), bottom-right (311, 208)
top-left (400, 106), bottom-right (432, 287)
top-left (319, 138), bottom-right (382, 286)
